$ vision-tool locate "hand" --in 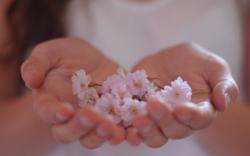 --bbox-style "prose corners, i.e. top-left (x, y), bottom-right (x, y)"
top-left (126, 43), bottom-right (239, 147)
top-left (21, 38), bottom-right (125, 149)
